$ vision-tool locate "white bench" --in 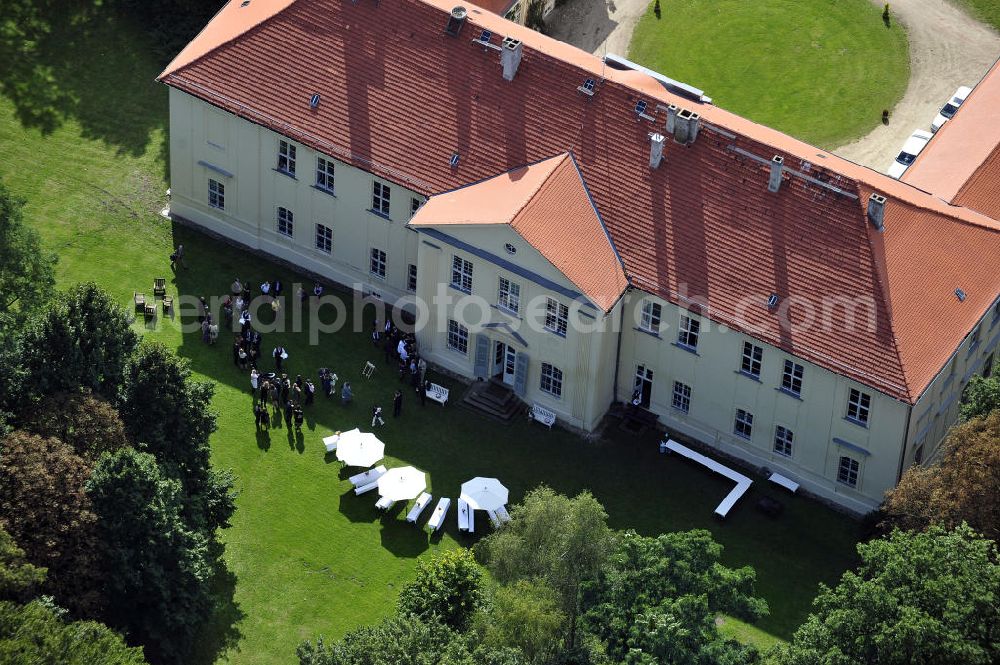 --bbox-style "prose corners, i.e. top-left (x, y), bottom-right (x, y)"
top-left (662, 438), bottom-right (752, 518)
top-left (487, 510), bottom-right (501, 528)
top-left (427, 497), bottom-right (451, 532)
top-left (496, 505), bottom-right (511, 524)
top-left (529, 403), bottom-right (556, 429)
top-left (349, 465), bottom-right (387, 487)
top-left (375, 496), bottom-right (395, 510)
top-left (322, 434), bottom-right (340, 453)
top-left (427, 383), bottom-right (449, 406)
top-left (457, 498), bottom-right (475, 533)
top-left (406, 492), bottom-right (432, 523)
top-left (355, 480), bottom-right (379, 495)
top-left (768, 472), bottom-right (800, 494)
